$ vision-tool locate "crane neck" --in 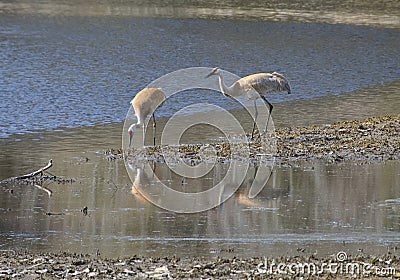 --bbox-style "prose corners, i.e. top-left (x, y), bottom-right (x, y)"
top-left (217, 73), bottom-right (242, 98)
top-left (133, 115), bottom-right (143, 127)
top-left (217, 73), bottom-right (231, 96)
